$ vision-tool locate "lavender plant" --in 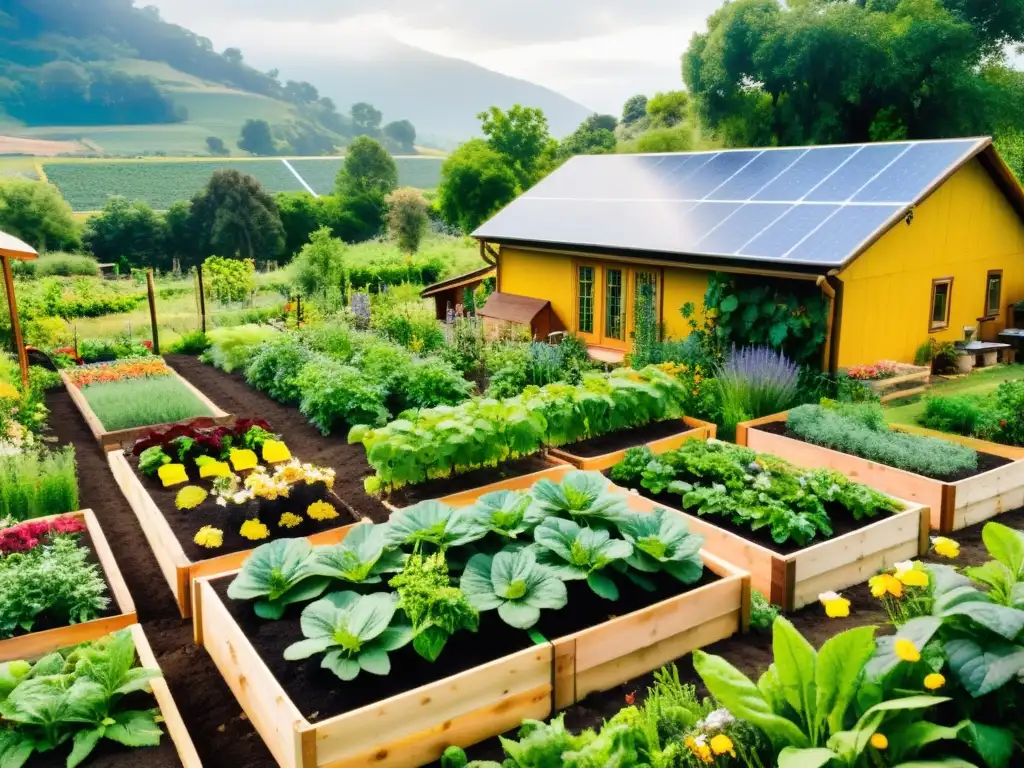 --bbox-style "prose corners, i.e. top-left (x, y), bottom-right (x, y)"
top-left (716, 346), bottom-right (800, 435)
